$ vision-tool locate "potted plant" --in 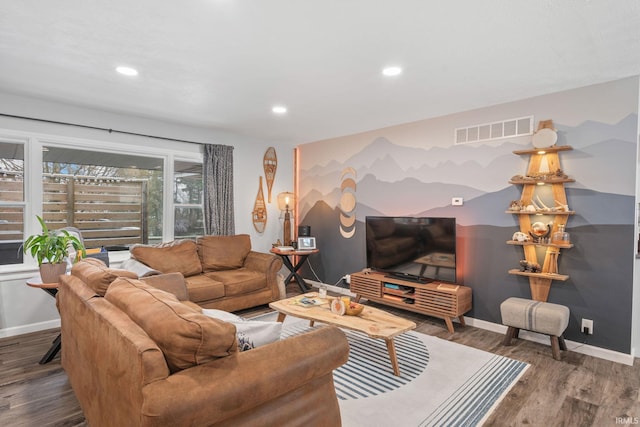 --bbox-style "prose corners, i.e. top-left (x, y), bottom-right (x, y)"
top-left (23, 215), bottom-right (86, 283)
